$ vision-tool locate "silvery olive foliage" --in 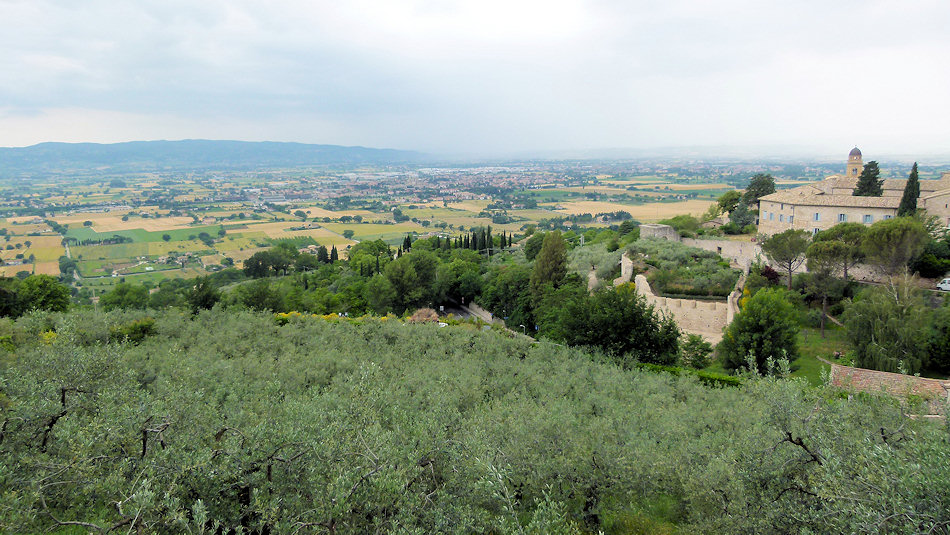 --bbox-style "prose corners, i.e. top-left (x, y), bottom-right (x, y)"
top-left (0, 309), bottom-right (947, 534)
